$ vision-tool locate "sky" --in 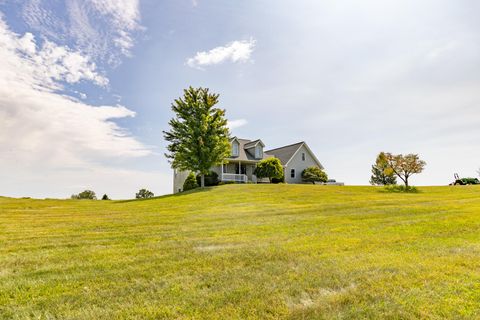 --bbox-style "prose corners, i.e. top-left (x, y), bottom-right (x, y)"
top-left (1, 0), bottom-right (479, 199)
